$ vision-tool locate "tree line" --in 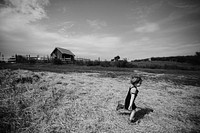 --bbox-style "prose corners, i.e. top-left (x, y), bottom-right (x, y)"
top-left (133, 52), bottom-right (200, 65)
